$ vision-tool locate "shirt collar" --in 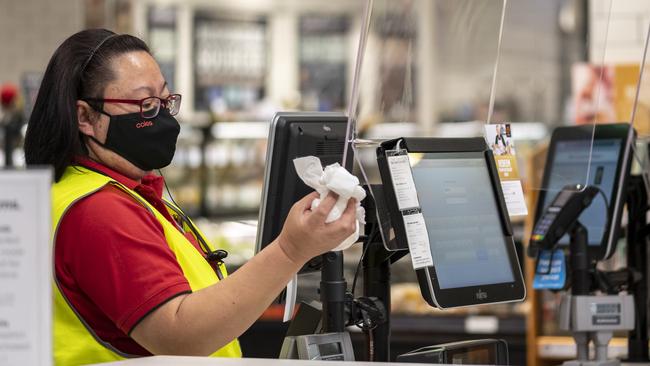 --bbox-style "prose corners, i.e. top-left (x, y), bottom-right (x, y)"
top-left (141, 174), bottom-right (165, 198)
top-left (75, 156), bottom-right (164, 198)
